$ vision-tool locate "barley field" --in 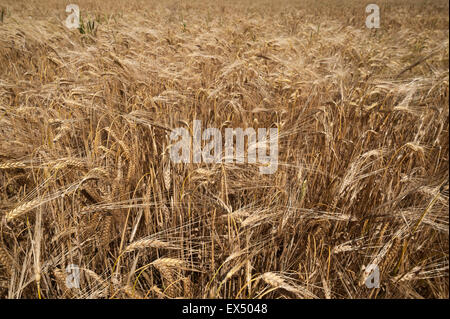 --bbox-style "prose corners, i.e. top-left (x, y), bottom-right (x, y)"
top-left (0, 0), bottom-right (448, 299)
